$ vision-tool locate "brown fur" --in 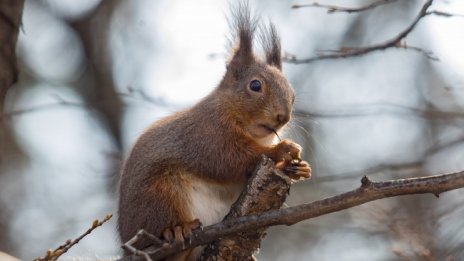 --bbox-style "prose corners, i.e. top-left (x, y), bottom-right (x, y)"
top-left (118, 4), bottom-right (306, 260)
